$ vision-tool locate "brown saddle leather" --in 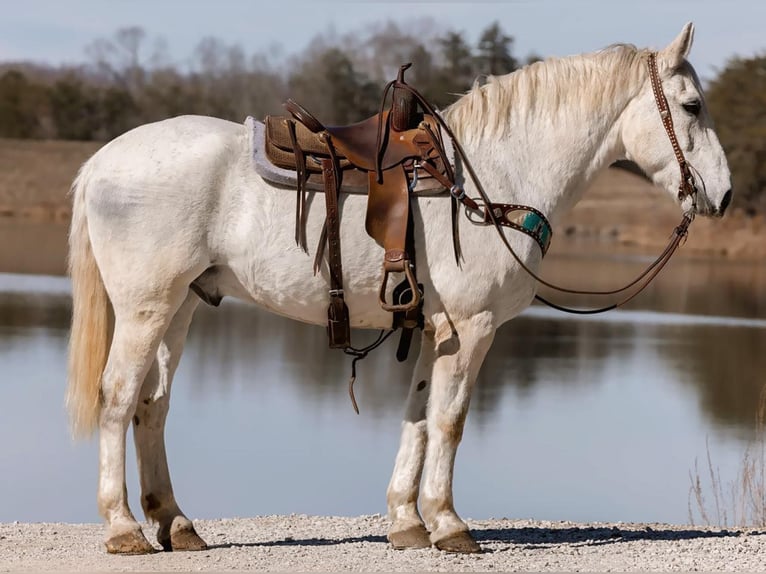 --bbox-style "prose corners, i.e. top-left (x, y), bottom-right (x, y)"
top-left (263, 64), bottom-right (453, 359)
top-left (264, 111), bottom-right (448, 194)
